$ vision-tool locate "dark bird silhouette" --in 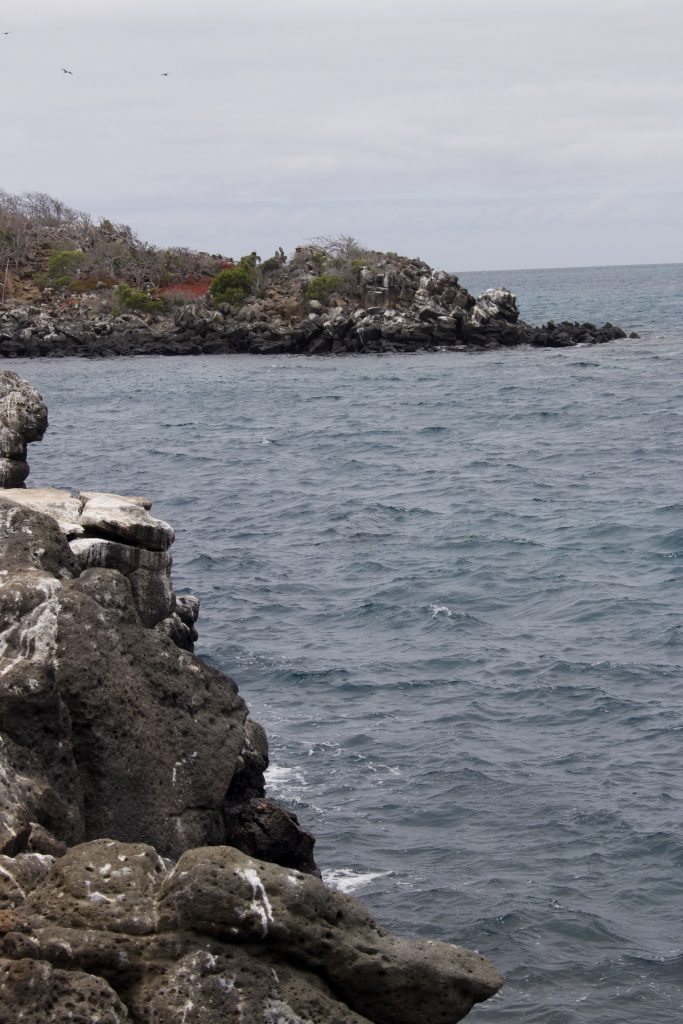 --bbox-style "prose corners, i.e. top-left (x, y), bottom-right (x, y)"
top-left (60, 68), bottom-right (73, 75)
top-left (161, 72), bottom-right (169, 76)
top-left (2, 32), bottom-right (10, 35)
